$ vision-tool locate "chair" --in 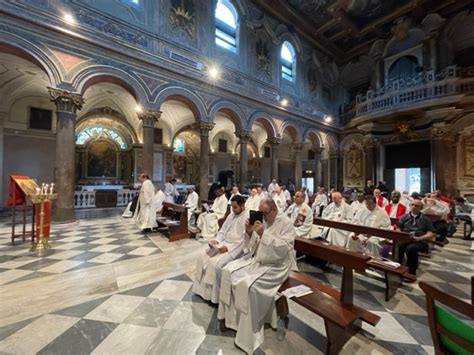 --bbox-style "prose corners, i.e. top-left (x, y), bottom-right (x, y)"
top-left (419, 279), bottom-right (474, 355)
